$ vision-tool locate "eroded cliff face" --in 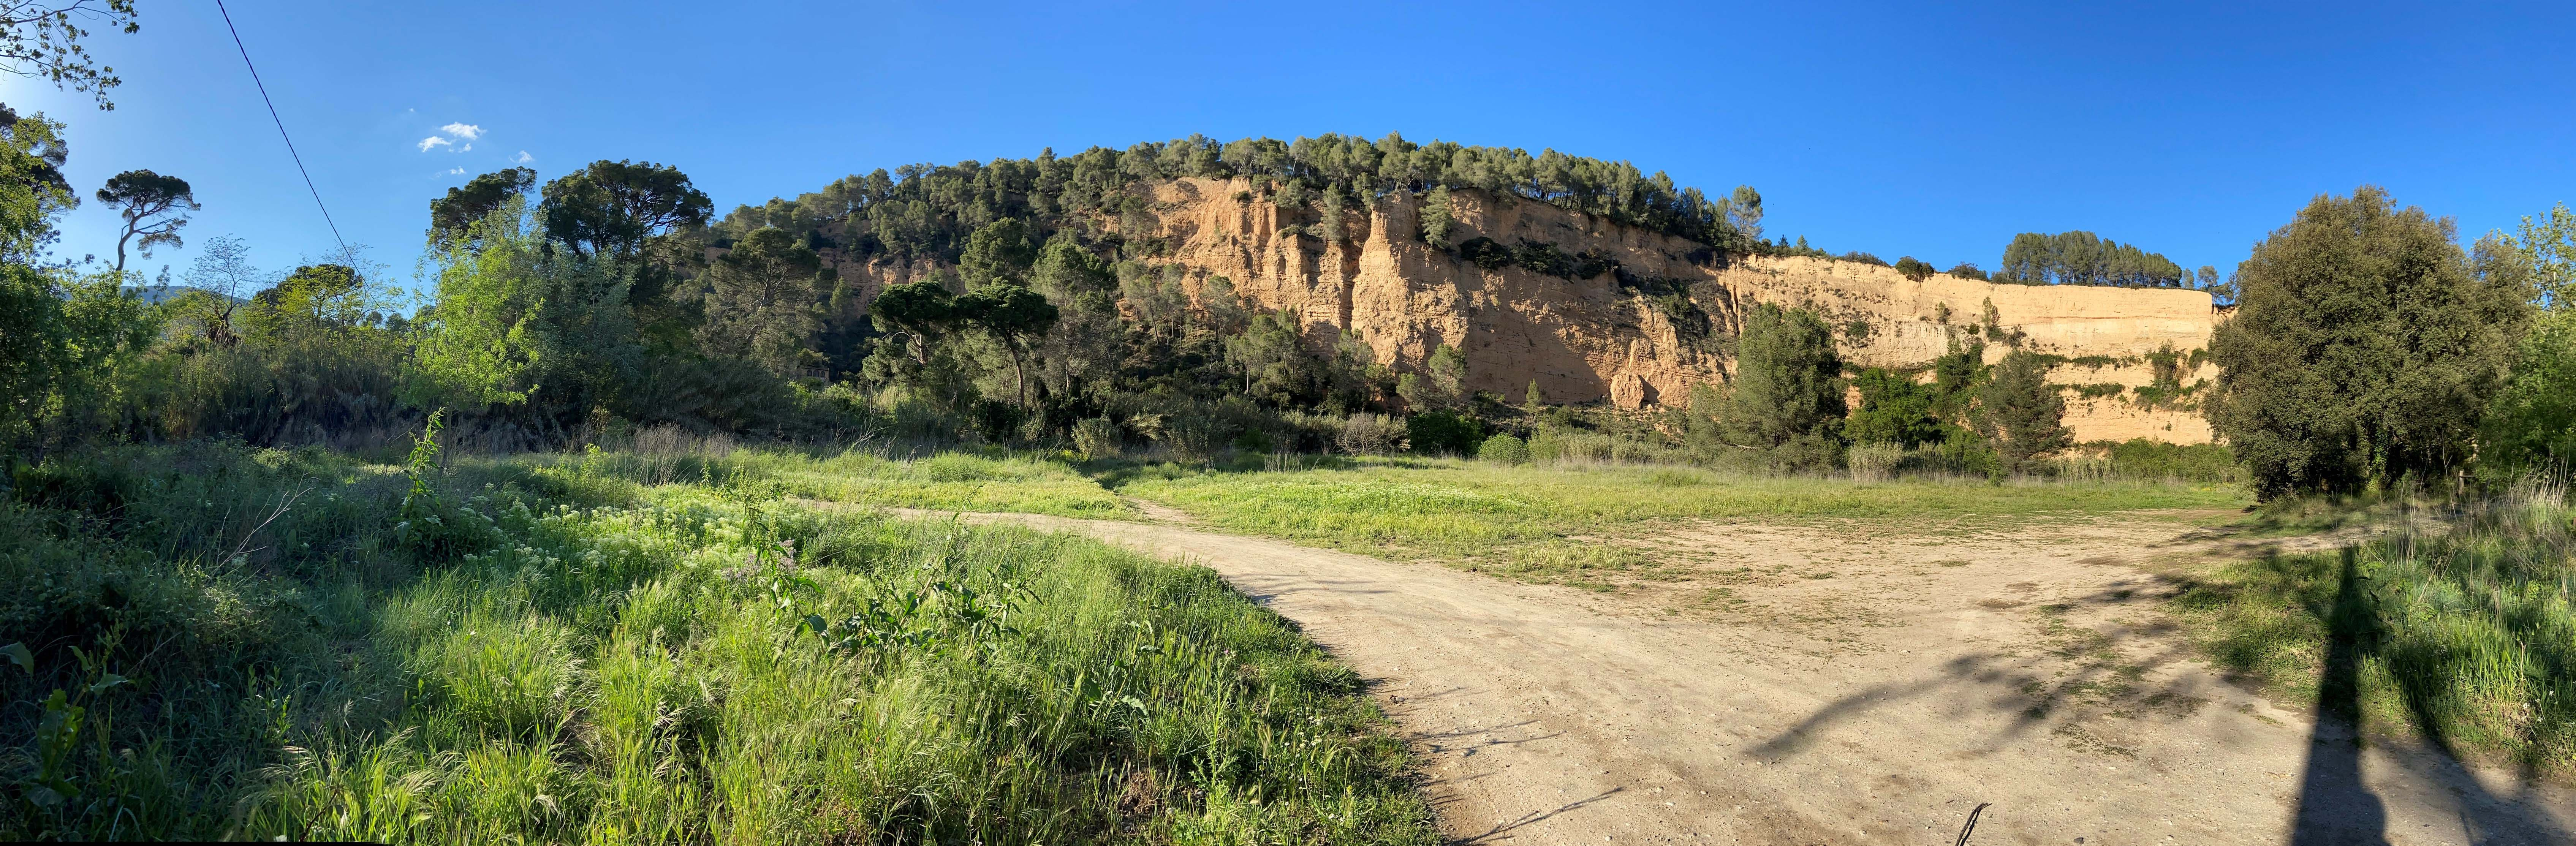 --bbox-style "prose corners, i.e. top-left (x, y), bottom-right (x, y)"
top-left (822, 177), bottom-right (2222, 444)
